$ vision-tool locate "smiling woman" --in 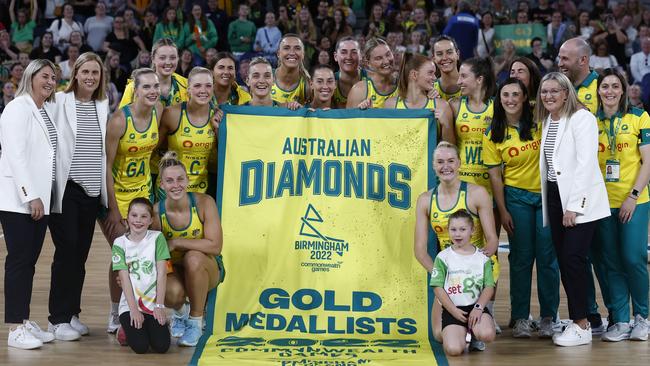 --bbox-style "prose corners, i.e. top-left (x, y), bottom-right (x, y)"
top-left (0, 59), bottom-right (59, 350)
top-left (46, 52), bottom-right (110, 342)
